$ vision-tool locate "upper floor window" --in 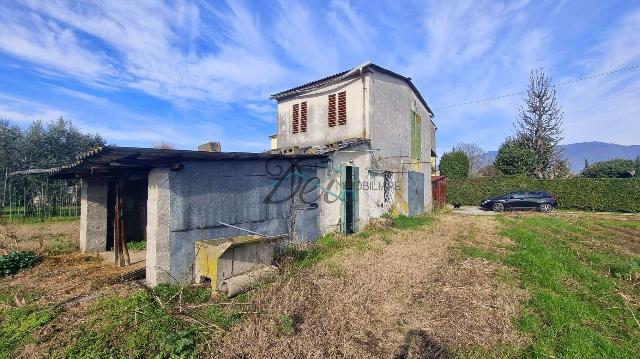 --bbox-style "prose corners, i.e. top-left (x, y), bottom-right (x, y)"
top-left (337, 91), bottom-right (347, 125)
top-left (328, 94), bottom-right (336, 127)
top-left (292, 102), bottom-right (307, 134)
top-left (300, 101), bottom-right (307, 132)
top-left (292, 103), bottom-right (299, 134)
